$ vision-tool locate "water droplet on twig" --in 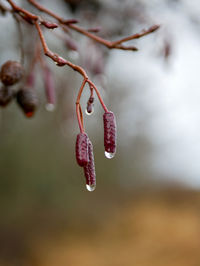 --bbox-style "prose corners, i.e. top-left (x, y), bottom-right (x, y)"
top-left (105, 151), bottom-right (115, 159)
top-left (45, 103), bottom-right (55, 112)
top-left (85, 106), bottom-right (94, 115)
top-left (86, 183), bottom-right (96, 192)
